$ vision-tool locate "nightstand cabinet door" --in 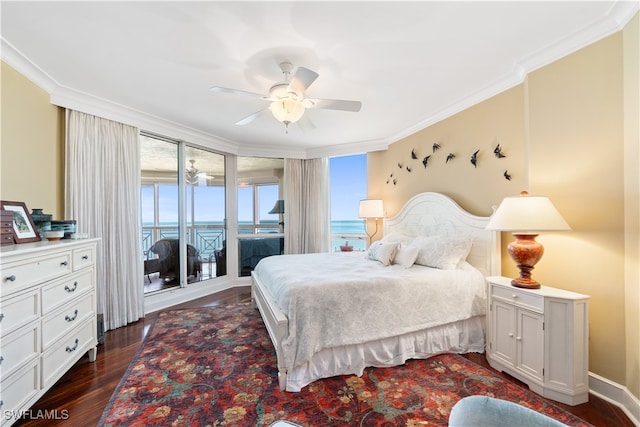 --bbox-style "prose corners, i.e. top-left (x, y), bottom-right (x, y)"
top-left (516, 307), bottom-right (544, 380)
top-left (490, 299), bottom-right (516, 367)
top-left (486, 276), bottom-right (590, 406)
